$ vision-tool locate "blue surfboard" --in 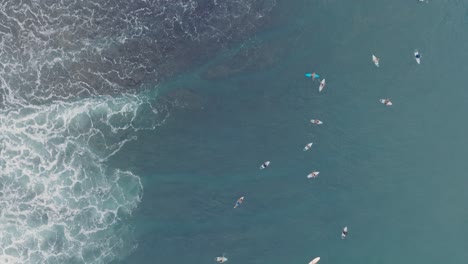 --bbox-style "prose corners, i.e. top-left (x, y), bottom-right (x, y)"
top-left (305, 73), bottom-right (320, 79)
